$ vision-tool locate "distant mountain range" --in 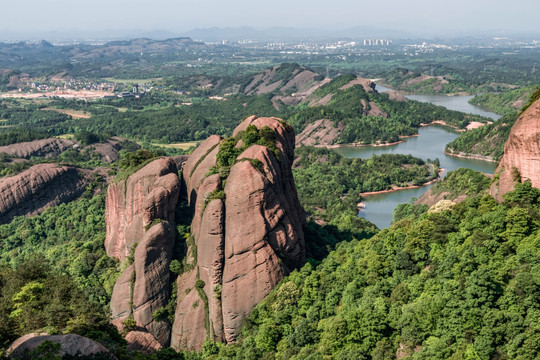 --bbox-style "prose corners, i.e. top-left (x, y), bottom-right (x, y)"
top-left (0, 26), bottom-right (412, 43)
top-left (178, 26), bottom-right (410, 42)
